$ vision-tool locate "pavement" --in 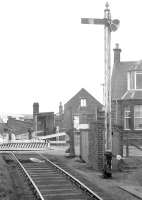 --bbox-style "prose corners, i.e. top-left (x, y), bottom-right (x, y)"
top-left (45, 145), bottom-right (142, 200)
top-left (119, 185), bottom-right (142, 199)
